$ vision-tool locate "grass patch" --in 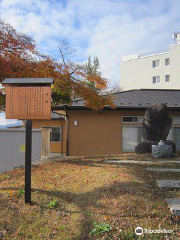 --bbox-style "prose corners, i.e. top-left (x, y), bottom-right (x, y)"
top-left (0, 153), bottom-right (180, 239)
